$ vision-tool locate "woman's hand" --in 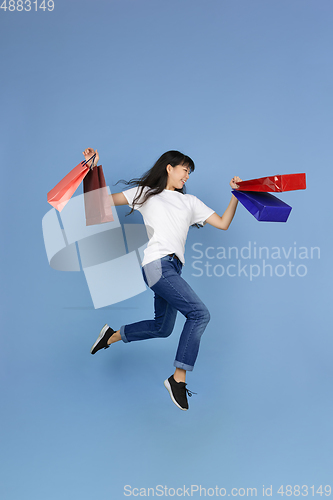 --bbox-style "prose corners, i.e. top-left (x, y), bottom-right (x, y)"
top-left (82, 147), bottom-right (99, 168)
top-left (230, 176), bottom-right (242, 189)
